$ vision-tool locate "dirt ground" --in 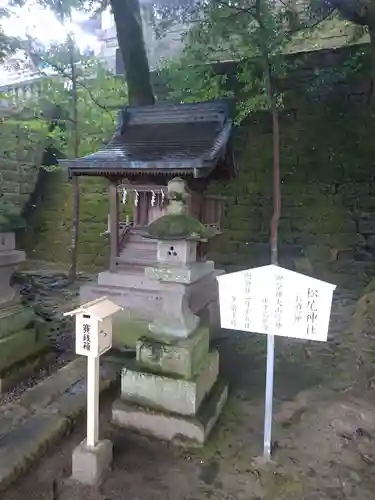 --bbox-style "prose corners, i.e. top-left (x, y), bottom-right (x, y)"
top-left (4, 286), bottom-right (375, 500)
